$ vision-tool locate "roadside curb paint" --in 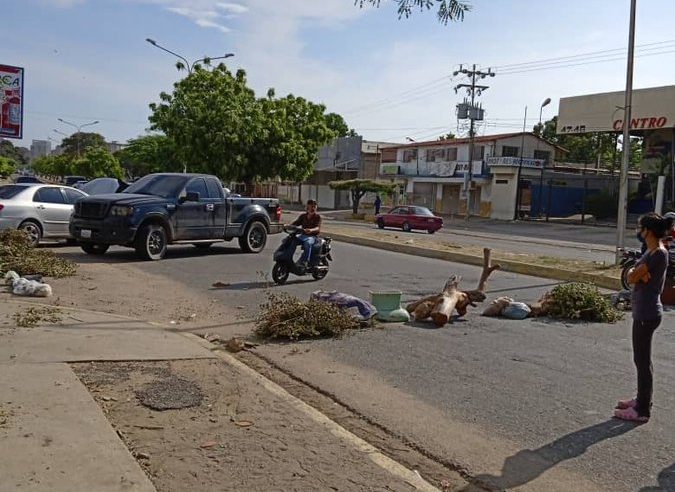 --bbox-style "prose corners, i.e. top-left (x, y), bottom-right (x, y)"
top-left (326, 232), bottom-right (621, 291)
